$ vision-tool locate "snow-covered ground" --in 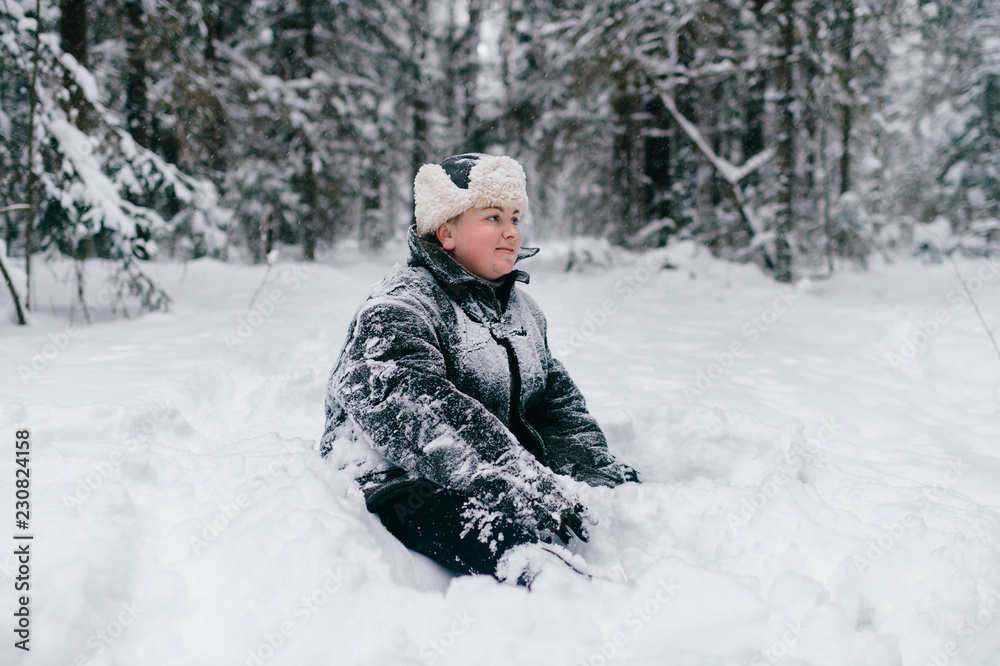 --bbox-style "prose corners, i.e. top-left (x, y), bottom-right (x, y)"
top-left (2, 240), bottom-right (999, 666)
